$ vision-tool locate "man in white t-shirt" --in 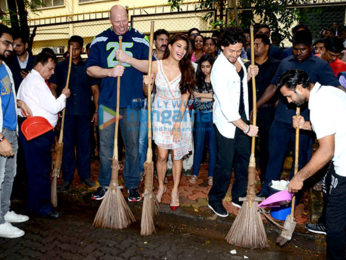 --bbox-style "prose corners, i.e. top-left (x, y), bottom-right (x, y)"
top-left (278, 69), bottom-right (346, 260)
